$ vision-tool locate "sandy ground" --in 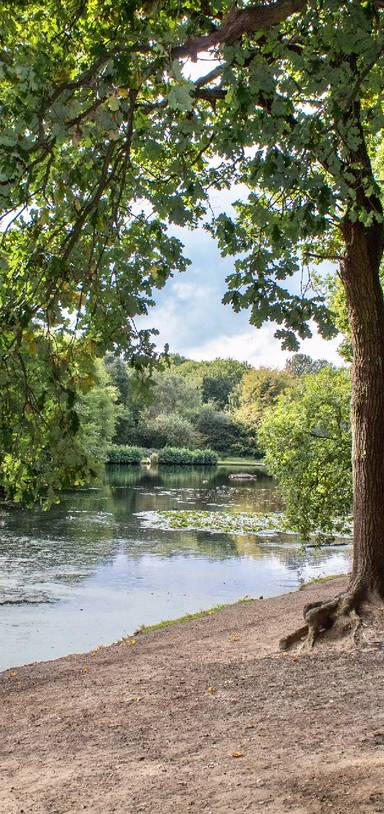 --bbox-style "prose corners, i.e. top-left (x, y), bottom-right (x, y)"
top-left (2, 577), bottom-right (384, 814)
